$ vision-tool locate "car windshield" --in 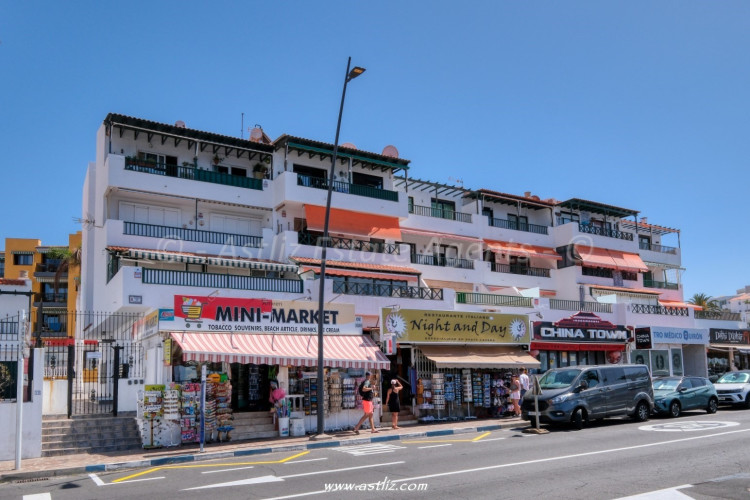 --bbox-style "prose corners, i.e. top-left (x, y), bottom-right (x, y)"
top-left (716, 372), bottom-right (750, 384)
top-left (538, 369), bottom-right (582, 389)
top-left (653, 378), bottom-right (680, 390)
